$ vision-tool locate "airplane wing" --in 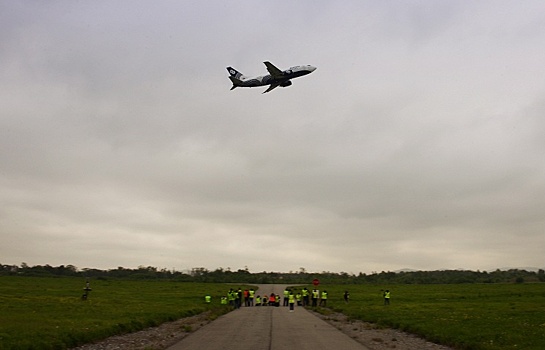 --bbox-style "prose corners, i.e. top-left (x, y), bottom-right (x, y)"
top-left (262, 83), bottom-right (280, 94)
top-left (263, 61), bottom-right (284, 79)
